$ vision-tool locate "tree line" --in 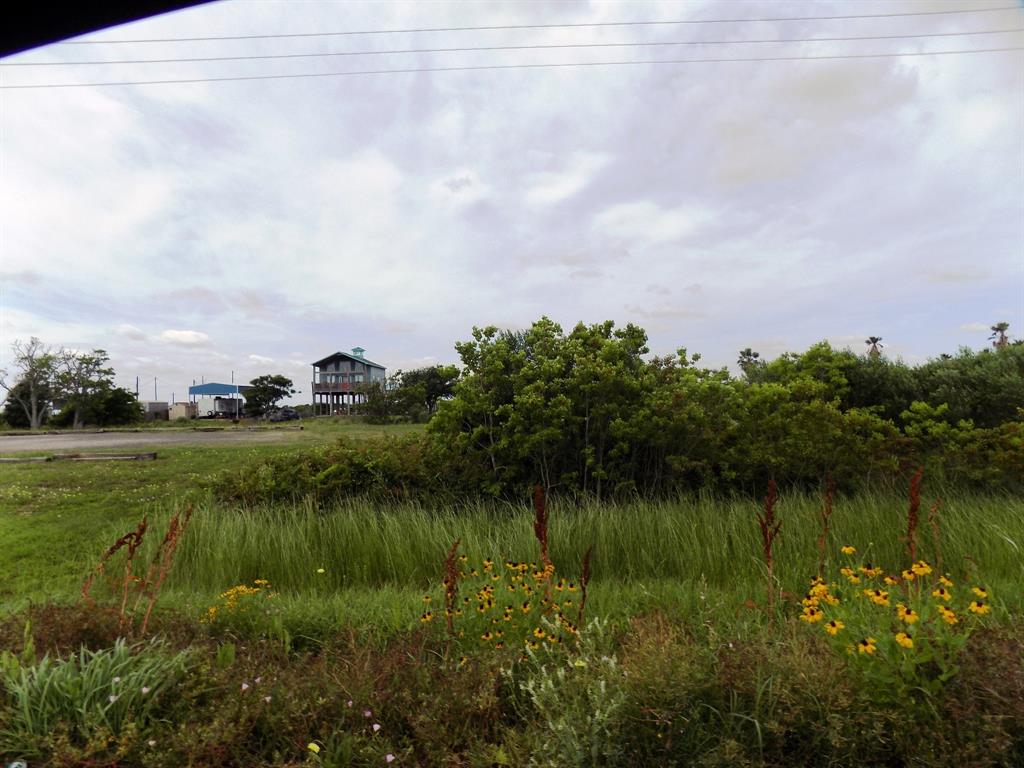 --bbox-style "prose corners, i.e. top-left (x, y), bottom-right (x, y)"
top-left (427, 318), bottom-right (1021, 497)
top-left (0, 338), bottom-right (140, 429)
top-left (216, 317), bottom-right (1021, 506)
